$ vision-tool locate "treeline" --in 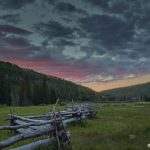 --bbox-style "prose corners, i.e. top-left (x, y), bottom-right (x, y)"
top-left (100, 82), bottom-right (150, 102)
top-left (100, 94), bottom-right (150, 102)
top-left (0, 61), bottom-right (98, 106)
